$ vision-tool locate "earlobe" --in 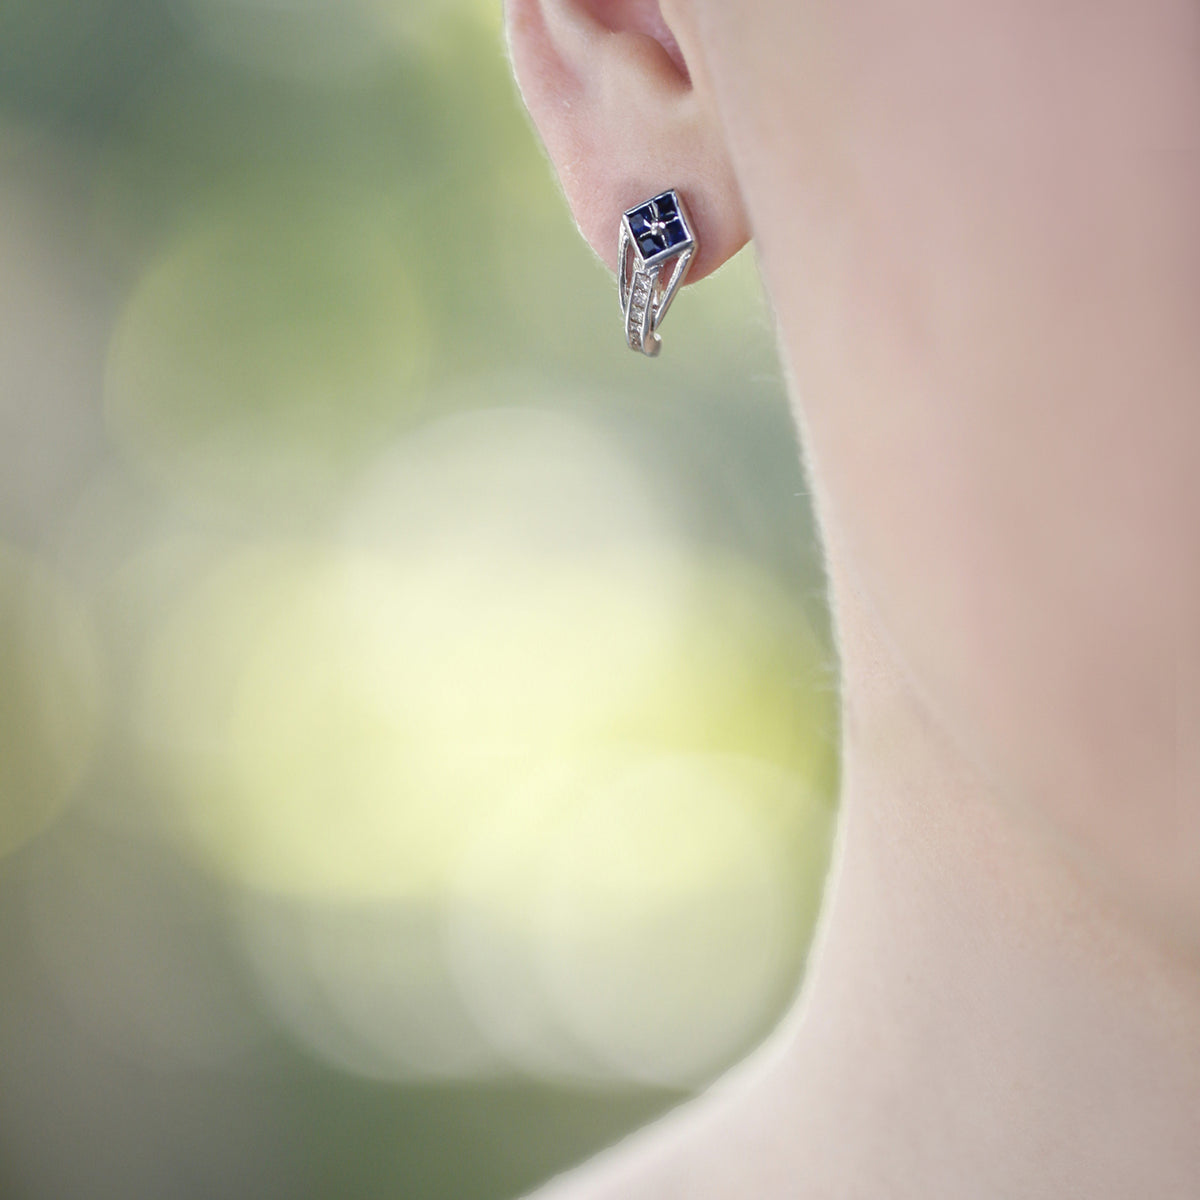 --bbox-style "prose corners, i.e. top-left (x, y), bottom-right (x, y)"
top-left (505, 0), bottom-right (749, 283)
